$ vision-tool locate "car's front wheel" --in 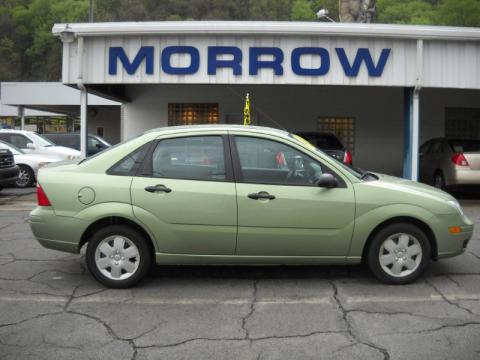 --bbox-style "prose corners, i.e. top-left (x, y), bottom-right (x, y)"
top-left (86, 225), bottom-right (152, 288)
top-left (16, 165), bottom-right (35, 188)
top-left (366, 223), bottom-right (431, 284)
